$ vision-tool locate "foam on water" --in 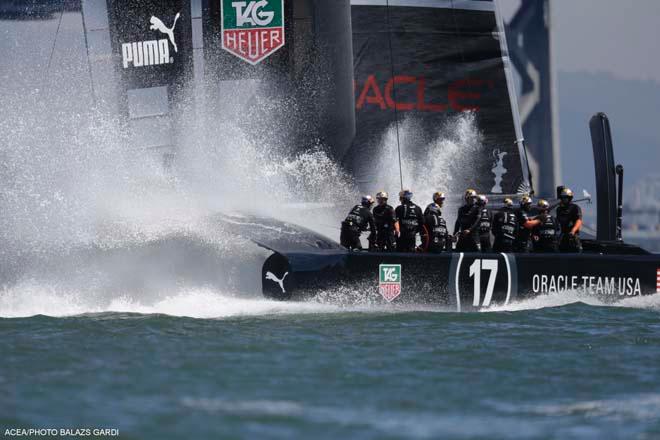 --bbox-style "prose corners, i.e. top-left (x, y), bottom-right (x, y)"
top-left (484, 290), bottom-right (660, 313)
